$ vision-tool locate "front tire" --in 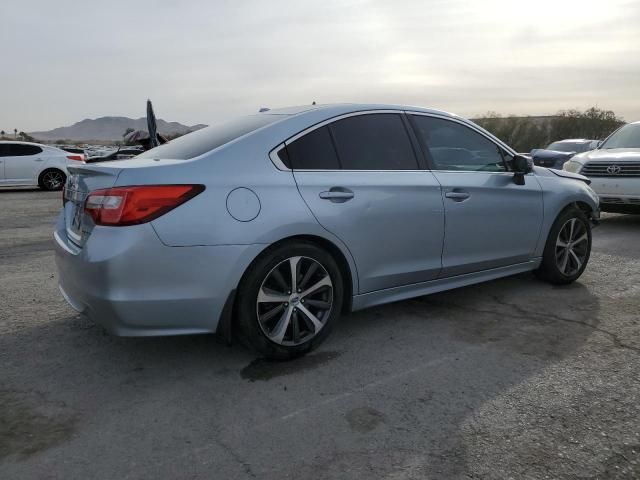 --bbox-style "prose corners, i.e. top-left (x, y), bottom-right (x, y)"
top-left (38, 169), bottom-right (66, 191)
top-left (236, 241), bottom-right (344, 360)
top-left (535, 206), bottom-right (592, 285)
